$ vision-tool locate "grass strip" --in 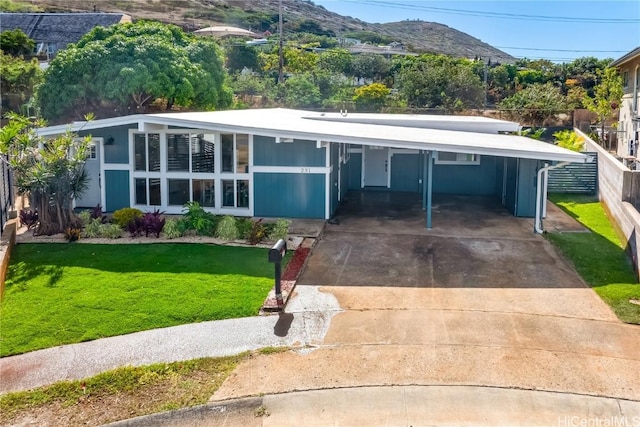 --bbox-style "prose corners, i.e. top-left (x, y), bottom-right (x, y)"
top-left (0, 353), bottom-right (247, 426)
top-left (546, 194), bottom-right (640, 324)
